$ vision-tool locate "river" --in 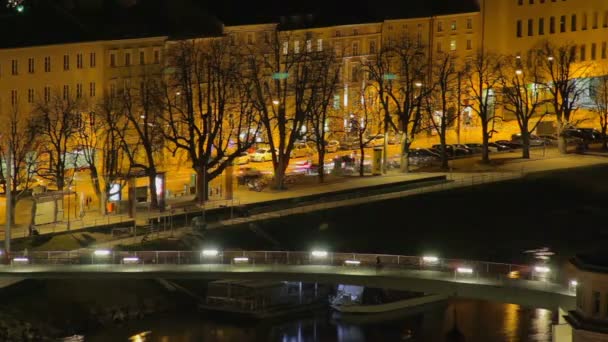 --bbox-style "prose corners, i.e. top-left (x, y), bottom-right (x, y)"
top-left (87, 298), bottom-right (556, 341)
